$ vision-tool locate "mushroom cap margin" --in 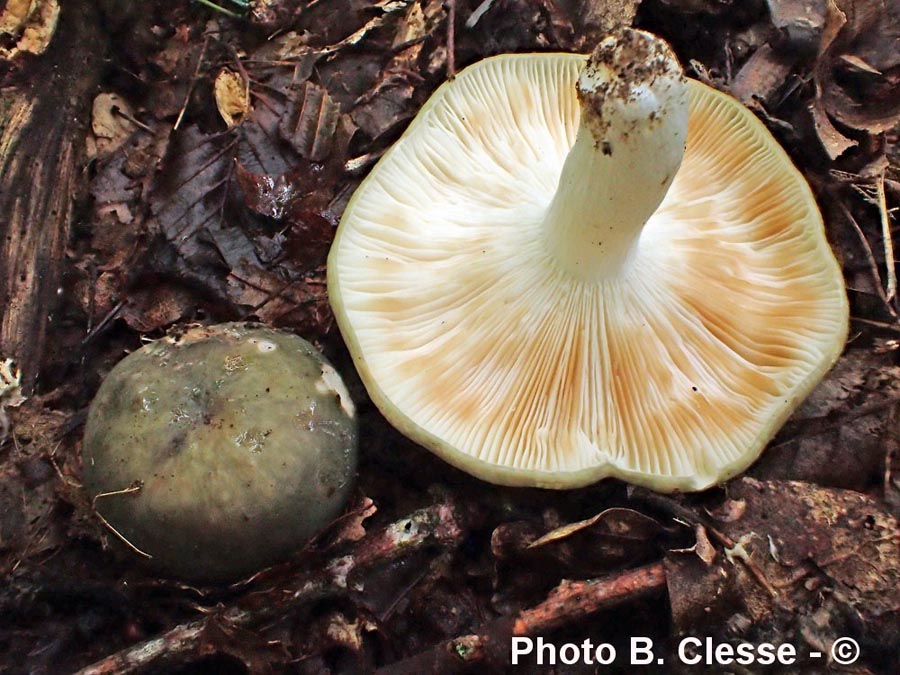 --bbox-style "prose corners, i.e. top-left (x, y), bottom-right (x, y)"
top-left (327, 53), bottom-right (849, 492)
